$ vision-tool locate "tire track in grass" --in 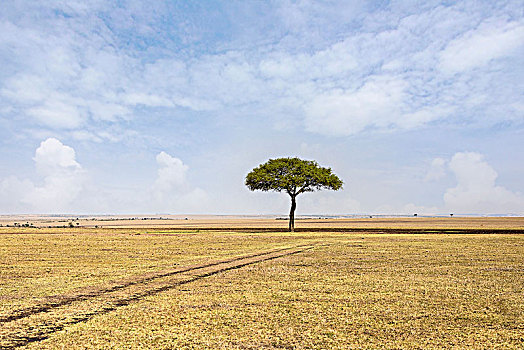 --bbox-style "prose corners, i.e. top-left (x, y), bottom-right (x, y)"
top-left (0, 244), bottom-right (321, 349)
top-left (0, 244), bottom-right (313, 324)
